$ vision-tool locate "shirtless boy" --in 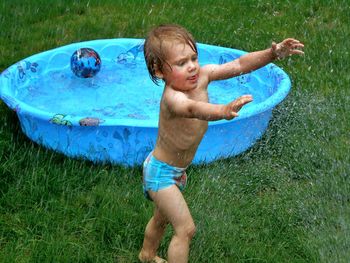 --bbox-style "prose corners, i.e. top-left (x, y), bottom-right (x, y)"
top-left (139, 24), bottom-right (304, 263)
